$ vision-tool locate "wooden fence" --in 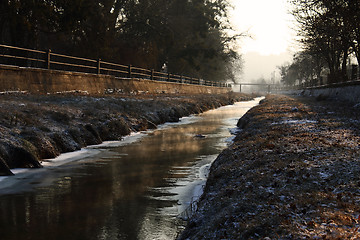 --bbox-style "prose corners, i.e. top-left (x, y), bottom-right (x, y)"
top-left (0, 44), bottom-right (231, 88)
